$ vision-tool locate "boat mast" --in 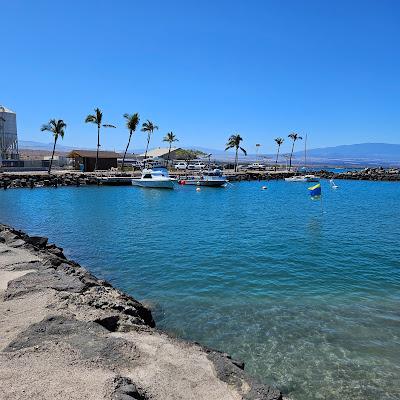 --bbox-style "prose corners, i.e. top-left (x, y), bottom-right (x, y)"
top-left (304, 133), bottom-right (307, 170)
